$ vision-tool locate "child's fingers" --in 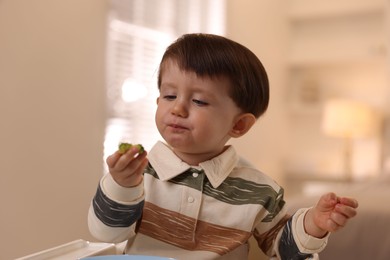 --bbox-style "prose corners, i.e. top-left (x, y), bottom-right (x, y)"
top-left (329, 205), bottom-right (358, 228)
top-left (126, 150), bottom-right (148, 172)
top-left (325, 218), bottom-right (341, 232)
top-left (335, 203), bottom-right (358, 218)
top-left (326, 198), bottom-right (358, 232)
top-left (115, 148), bottom-right (147, 171)
top-left (339, 197), bottom-right (359, 209)
top-left (317, 192), bottom-right (338, 211)
top-left (106, 145), bottom-right (146, 170)
top-left (106, 152), bottom-right (122, 168)
top-left (123, 157), bottom-right (149, 187)
top-left (326, 208), bottom-right (353, 231)
top-left (326, 214), bottom-right (346, 232)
